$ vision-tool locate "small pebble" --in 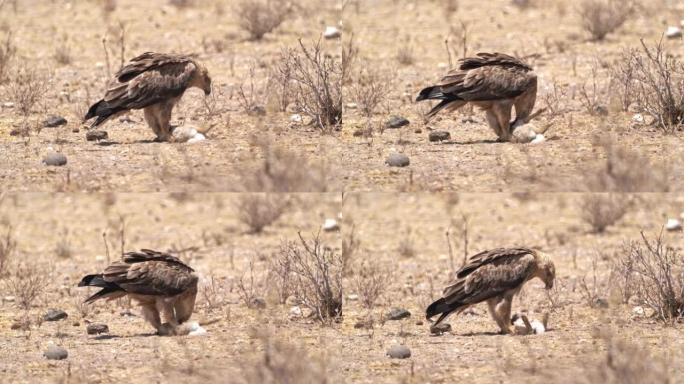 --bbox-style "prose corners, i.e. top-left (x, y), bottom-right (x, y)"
top-left (86, 323), bottom-right (109, 335)
top-left (385, 153), bottom-right (410, 167)
top-left (44, 309), bottom-right (68, 322)
top-left (386, 308), bottom-right (411, 320)
top-left (666, 26), bottom-right (682, 39)
top-left (386, 344), bottom-right (411, 359)
top-left (43, 152), bottom-right (67, 166)
top-left (385, 116), bottom-right (410, 129)
top-left (43, 115), bottom-right (67, 128)
top-left (44, 345), bottom-right (68, 360)
top-left (323, 218), bottom-right (339, 232)
top-left (430, 322), bottom-right (452, 335)
top-left (666, 218), bottom-right (682, 231)
top-left (428, 131), bottom-right (450, 142)
top-left (248, 297), bottom-right (267, 309)
top-left (86, 130), bottom-right (108, 141)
